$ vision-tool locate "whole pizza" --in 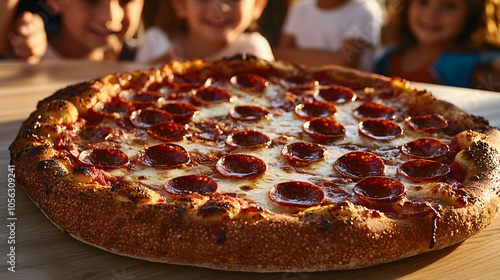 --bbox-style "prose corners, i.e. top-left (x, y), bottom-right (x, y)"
top-left (10, 55), bottom-right (500, 272)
